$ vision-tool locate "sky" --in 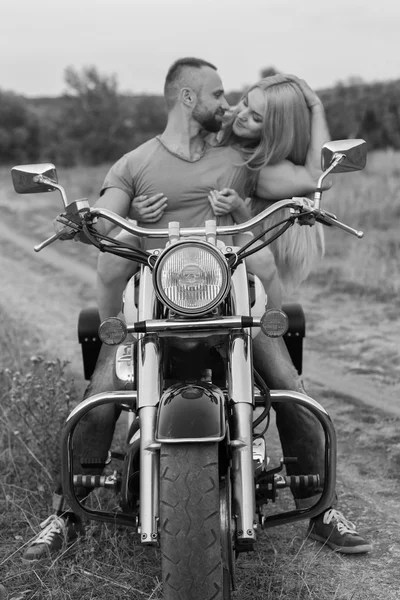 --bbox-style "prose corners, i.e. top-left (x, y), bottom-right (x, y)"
top-left (1, 0), bottom-right (399, 97)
